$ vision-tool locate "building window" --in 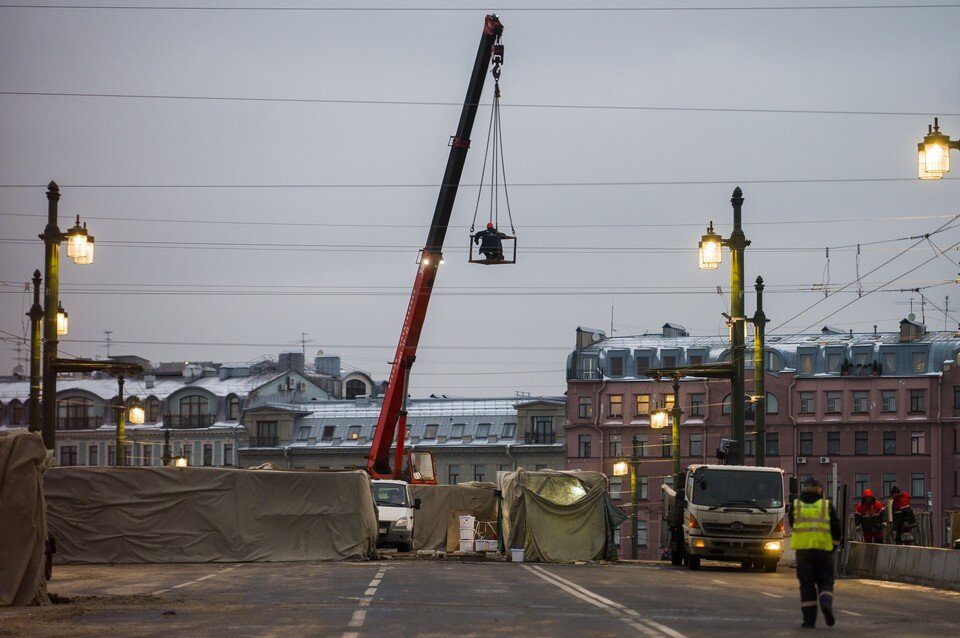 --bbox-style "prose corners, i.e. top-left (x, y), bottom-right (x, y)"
top-left (59, 445), bottom-right (78, 466)
top-left (662, 355), bottom-right (677, 368)
top-left (909, 390), bottom-right (925, 413)
top-left (581, 356), bottom-right (598, 379)
top-left (911, 431), bottom-right (925, 454)
top-left (882, 351), bottom-right (897, 374)
top-left (825, 392), bottom-right (841, 414)
top-left (661, 434), bottom-right (671, 457)
top-left (638, 475), bottom-right (649, 500)
top-left (180, 395), bottom-right (210, 421)
top-left (689, 434), bottom-right (703, 457)
top-left (881, 390), bottom-right (897, 413)
top-left (765, 351), bottom-right (781, 371)
top-left (424, 424), bottom-right (438, 439)
top-left (448, 465), bottom-right (460, 485)
top-left (474, 464), bottom-right (486, 482)
top-left (256, 421), bottom-right (278, 447)
top-left (345, 379), bottom-right (366, 399)
top-left (883, 431), bottom-right (897, 455)
top-left (341, 425), bottom-right (358, 440)
top-left (912, 351), bottom-right (927, 373)
top-left (224, 444), bottom-right (233, 466)
top-left (227, 396), bottom-right (240, 421)
top-left (297, 426), bottom-right (312, 442)
top-left (855, 473), bottom-right (868, 498)
top-left (796, 392), bottom-right (813, 415)
top-left (88, 445), bottom-right (98, 466)
top-left (635, 355), bottom-right (650, 376)
top-left (609, 356), bottom-right (624, 377)
top-left (911, 473), bottom-right (925, 499)
top-left (613, 527), bottom-right (621, 546)
top-left (608, 434), bottom-right (622, 458)
top-left (827, 431), bottom-right (841, 456)
top-left (181, 446), bottom-right (191, 466)
top-left (578, 397), bottom-right (592, 419)
top-left (476, 423), bottom-right (491, 439)
top-left (502, 422), bottom-right (516, 438)
top-left (499, 464), bottom-right (512, 472)
top-left (852, 391), bottom-right (868, 414)
top-left (321, 425), bottom-right (335, 442)
top-left (799, 353), bottom-right (814, 374)
top-left (143, 446), bottom-right (152, 466)
top-left (578, 435), bottom-right (592, 458)
top-left (855, 431), bottom-right (869, 455)
top-left (882, 473), bottom-right (897, 497)
top-left (108, 445), bottom-right (116, 466)
top-left (664, 395), bottom-right (675, 411)
top-left (799, 432), bottom-right (814, 456)
top-left (766, 393), bottom-right (779, 415)
top-left (203, 444), bottom-right (213, 466)
top-left (743, 436), bottom-right (756, 457)
top-left (609, 477), bottom-right (622, 500)
top-left (147, 397), bottom-right (160, 423)
top-left (827, 353), bottom-right (842, 373)
top-left (690, 393), bottom-right (705, 417)
top-left (636, 394), bottom-right (650, 415)
top-left (450, 423), bottom-right (465, 439)
top-left (57, 397), bottom-right (93, 430)
top-left (636, 521), bottom-right (648, 548)
top-left (609, 395), bottom-right (623, 418)
top-left (635, 434), bottom-right (649, 458)
top-left (765, 432), bottom-right (779, 457)
top-left (690, 354), bottom-right (703, 366)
